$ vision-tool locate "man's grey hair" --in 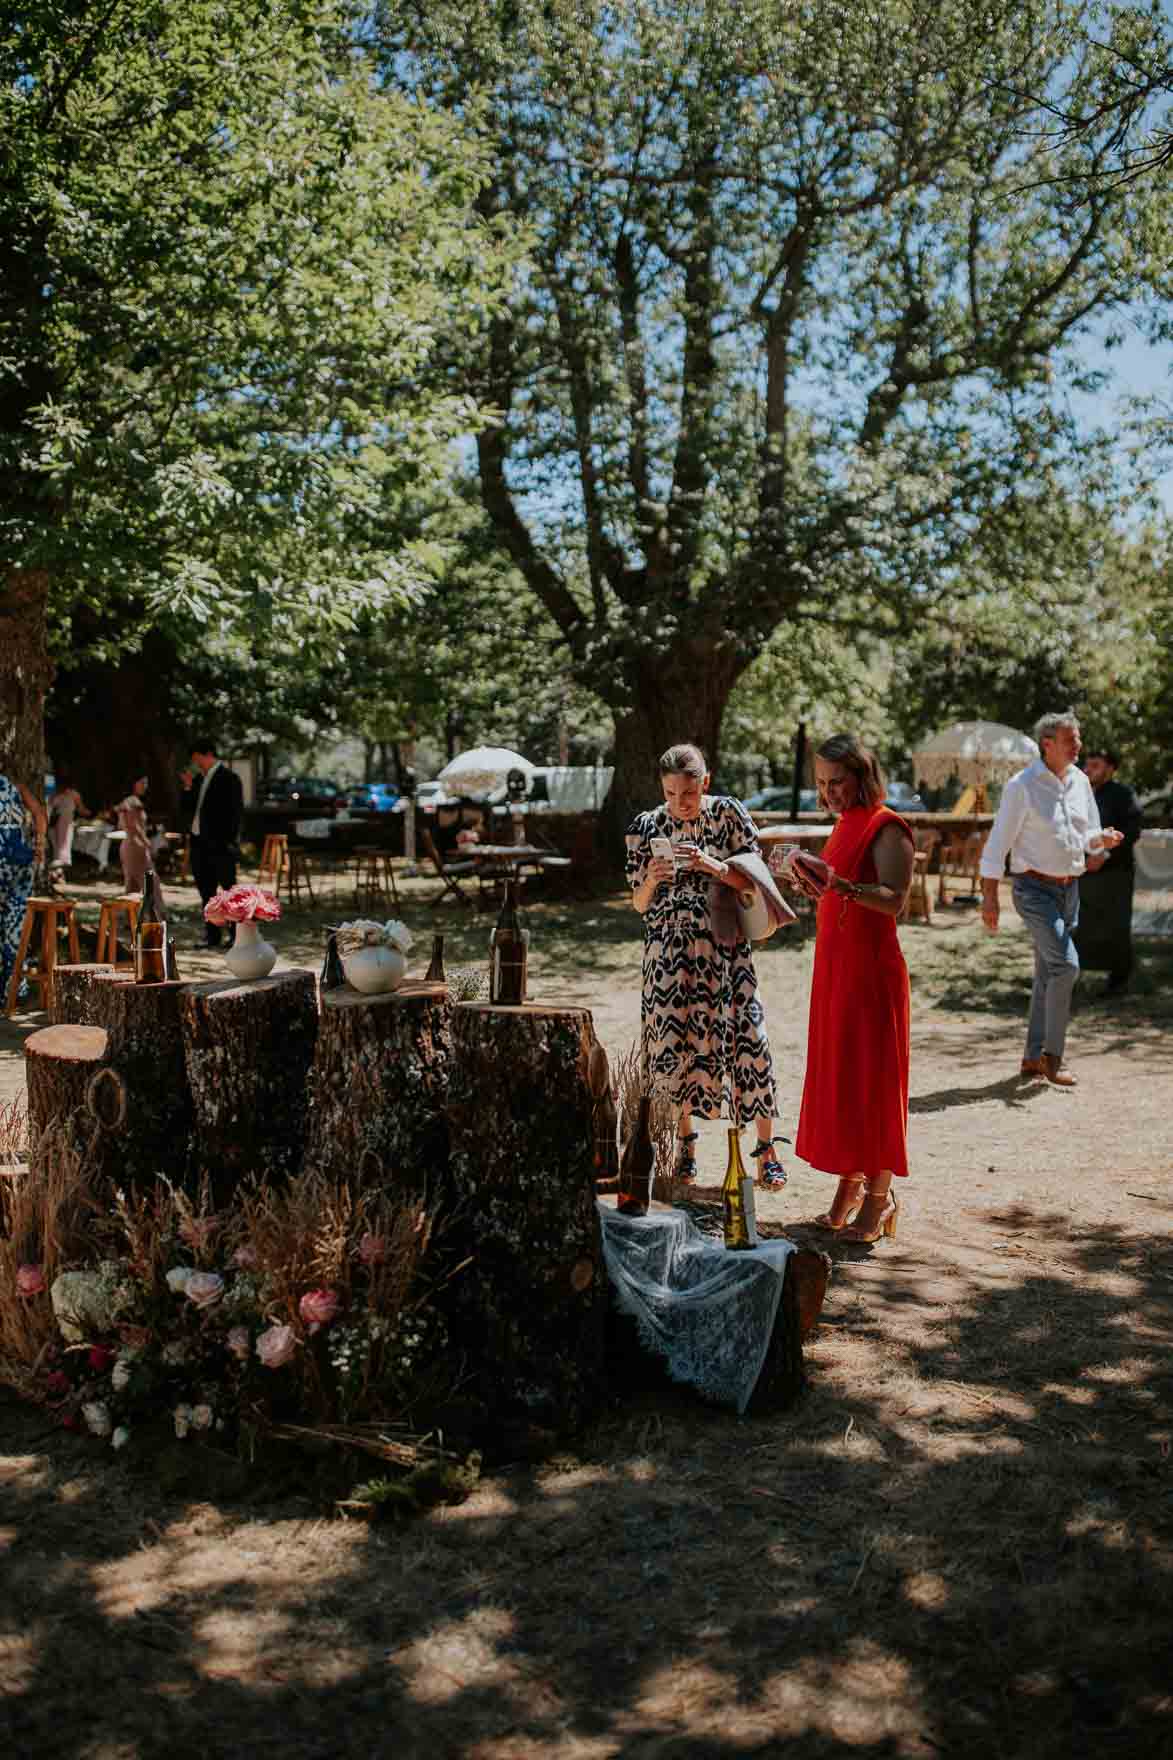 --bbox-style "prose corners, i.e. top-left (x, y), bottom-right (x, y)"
top-left (1033, 710), bottom-right (1079, 748)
